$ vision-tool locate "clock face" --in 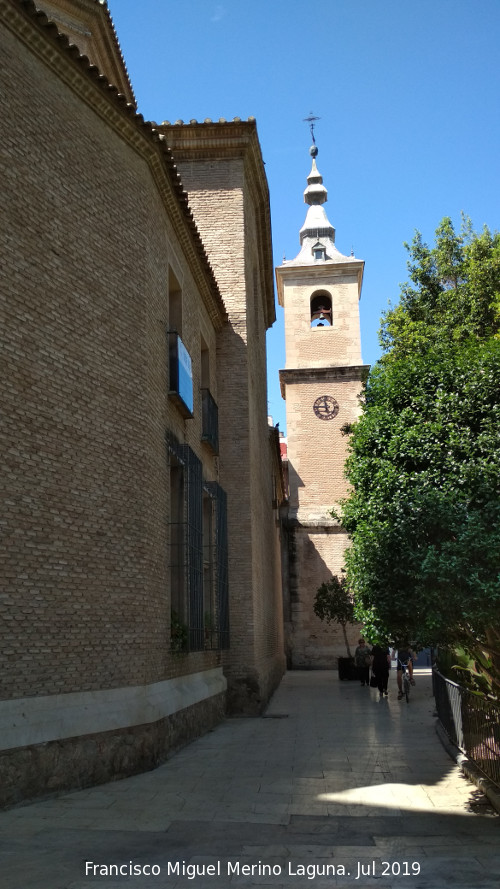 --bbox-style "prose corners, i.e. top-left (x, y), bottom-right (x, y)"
top-left (313, 395), bottom-right (339, 420)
